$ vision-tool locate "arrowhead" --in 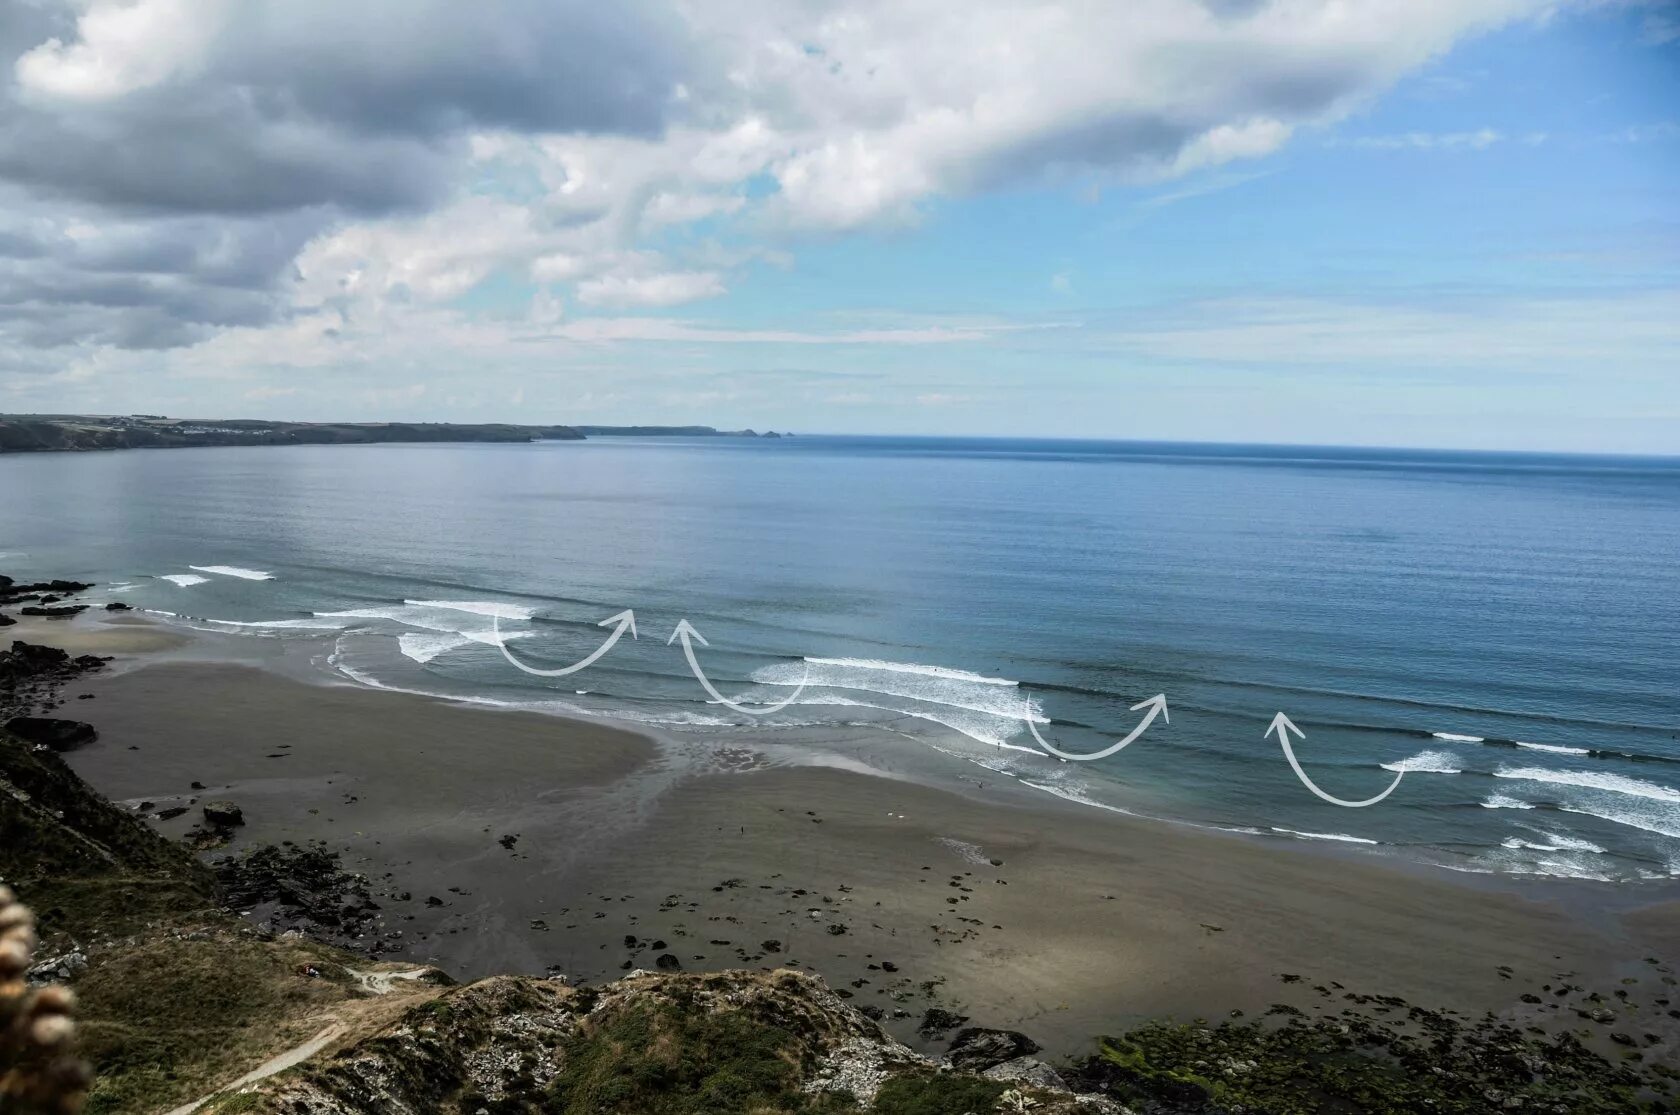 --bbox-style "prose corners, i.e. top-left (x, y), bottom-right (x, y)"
top-left (1130, 693), bottom-right (1169, 724)
top-left (667, 618), bottom-right (707, 647)
top-left (1266, 712), bottom-right (1301, 741)
top-left (599, 609), bottom-right (637, 639)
